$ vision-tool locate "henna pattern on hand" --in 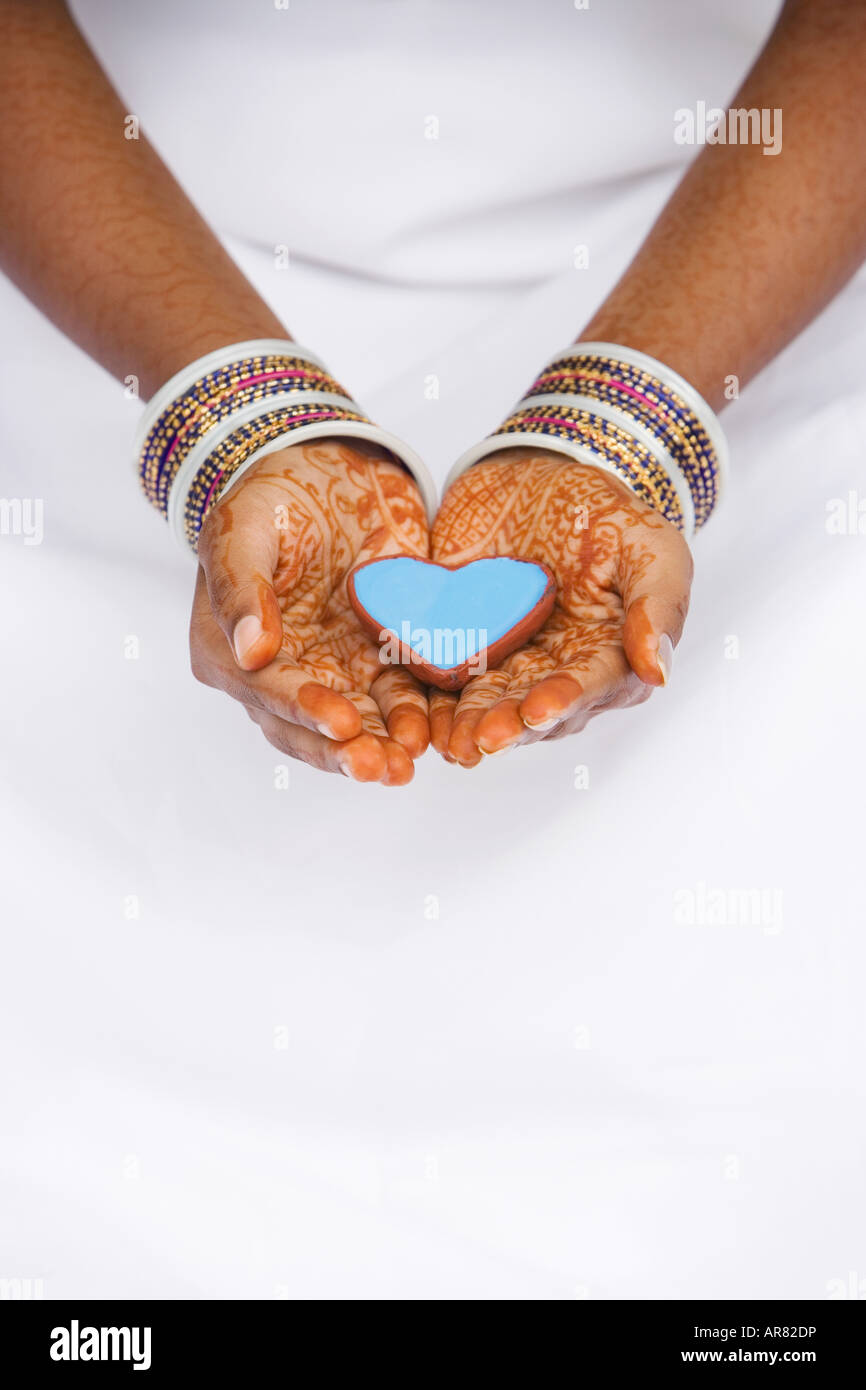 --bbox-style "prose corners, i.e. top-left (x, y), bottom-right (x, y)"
top-left (190, 439), bottom-right (431, 784)
top-left (429, 448), bottom-right (693, 765)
